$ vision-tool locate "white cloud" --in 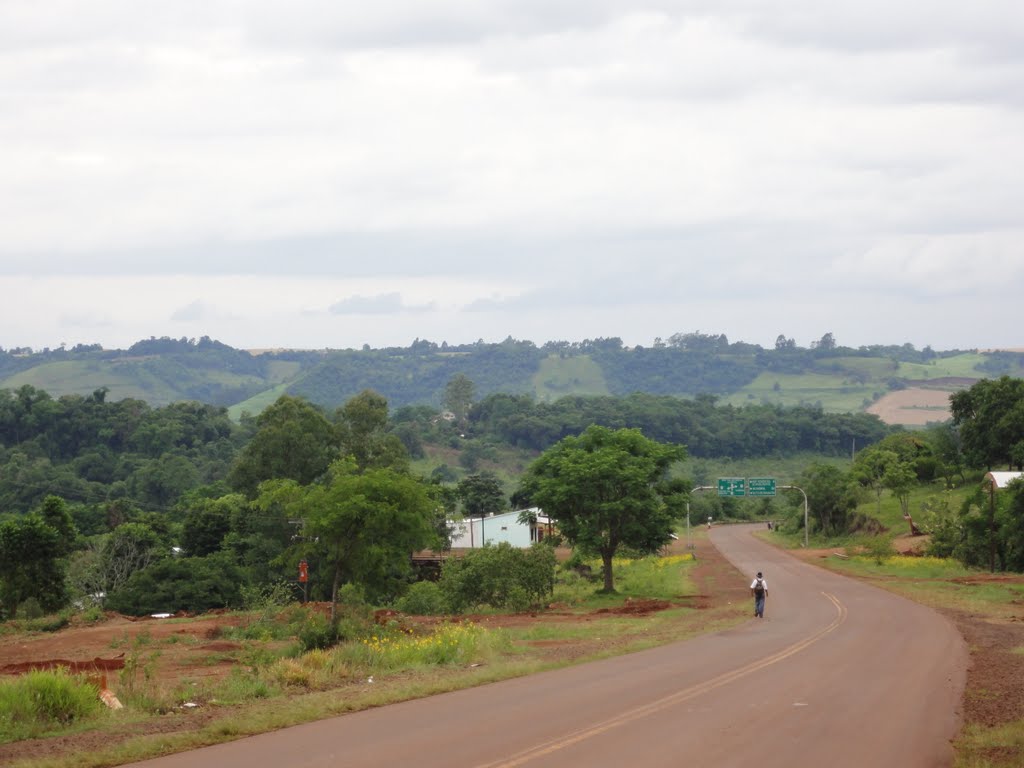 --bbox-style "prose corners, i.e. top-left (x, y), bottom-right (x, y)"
top-left (0, 1), bottom-right (1021, 352)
